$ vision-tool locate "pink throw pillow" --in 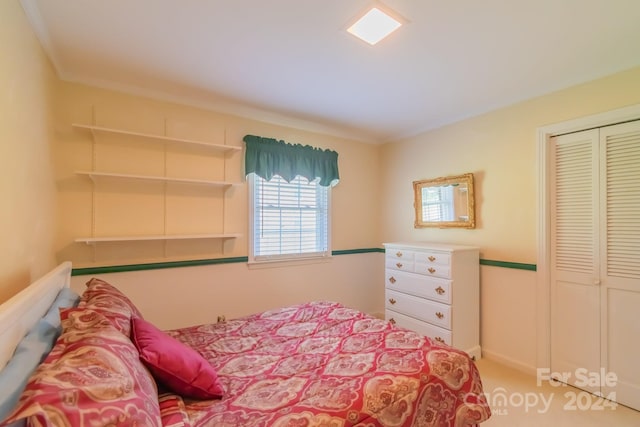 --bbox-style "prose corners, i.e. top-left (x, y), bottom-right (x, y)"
top-left (131, 317), bottom-right (224, 400)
